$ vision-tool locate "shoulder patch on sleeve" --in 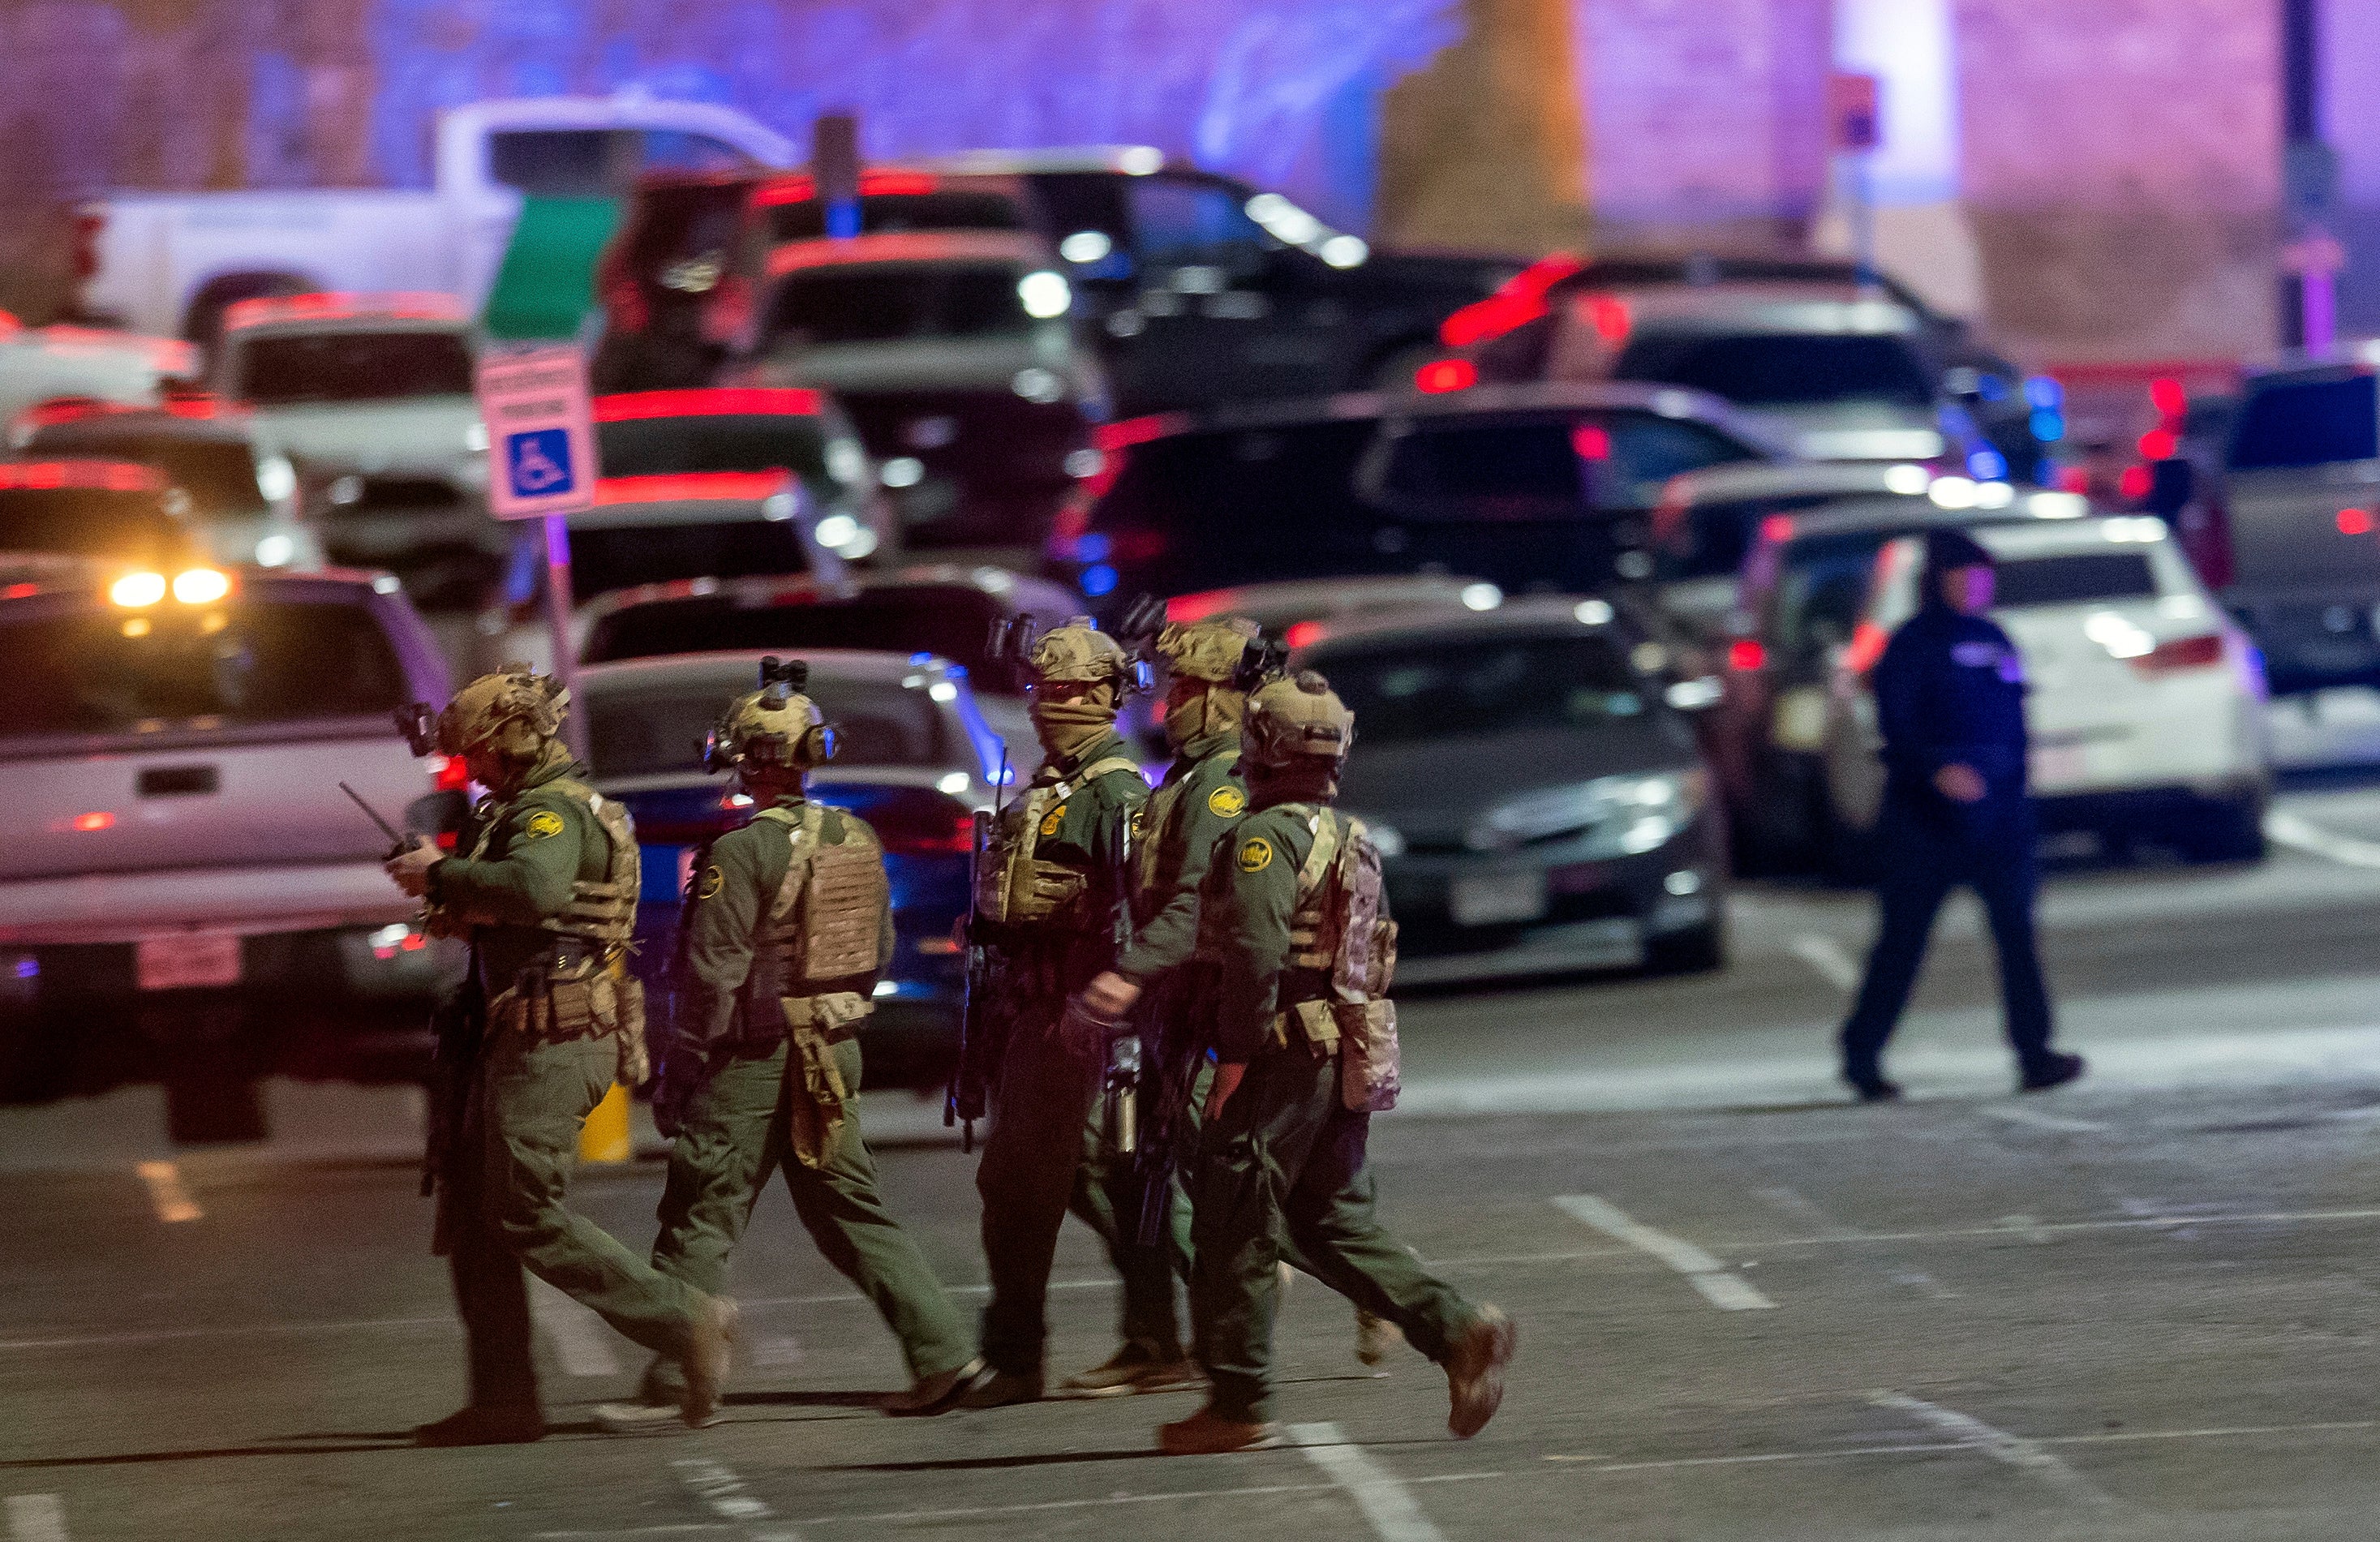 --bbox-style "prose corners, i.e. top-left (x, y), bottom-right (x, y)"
top-left (1207, 784), bottom-right (1248, 818)
top-left (1039, 802), bottom-right (1068, 838)
top-left (696, 865), bottom-right (724, 901)
top-left (522, 809), bottom-right (566, 840)
top-left (1236, 835), bottom-right (1274, 874)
